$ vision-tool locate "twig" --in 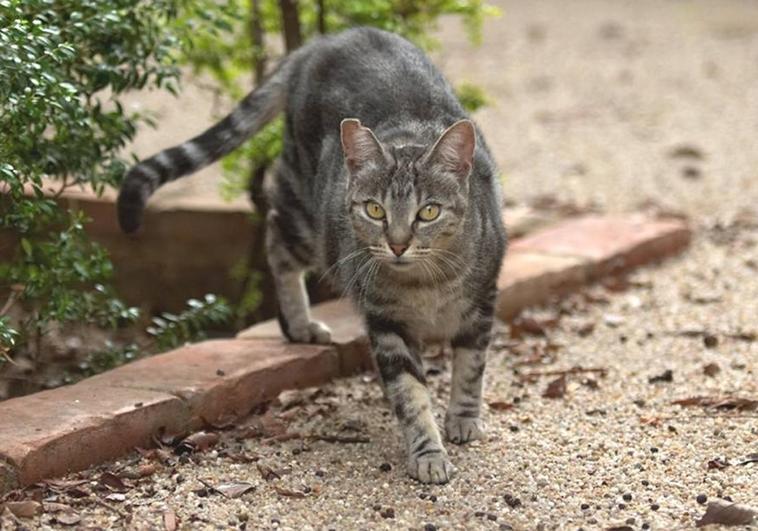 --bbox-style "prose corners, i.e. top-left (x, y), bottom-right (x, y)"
top-left (310, 434), bottom-right (370, 444)
top-left (519, 367), bottom-right (607, 379)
